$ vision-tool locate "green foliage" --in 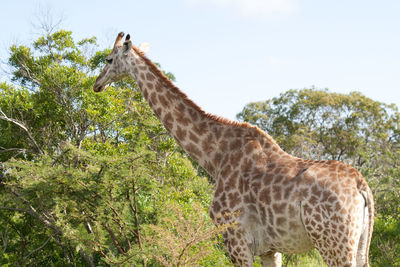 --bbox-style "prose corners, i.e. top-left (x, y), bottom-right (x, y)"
top-left (144, 202), bottom-right (231, 267)
top-left (237, 88), bottom-right (399, 164)
top-left (0, 83), bottom-right (34, 160)
top-left (2, 144), bottom-right (220, 265)
top-left (3, 29), bottom-right (107, 158)
top-left (282, 250), bottom-right (326, 267)
top-left (0, 29), bottom-right (229, 266)
top-left (370, 215), bottom-right (400, 267)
